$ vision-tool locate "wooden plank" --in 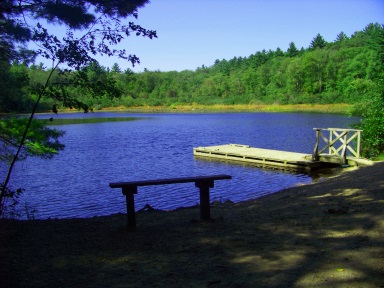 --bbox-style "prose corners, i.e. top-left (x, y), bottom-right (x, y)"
top-left (194, 144), bottom-right (371, 169)
top-left (193, 144), bottom-right (317, 170)
top-left (110, 174), bottom-right (231, 189)
top-left (109, 175), bottom-right (232, 228)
